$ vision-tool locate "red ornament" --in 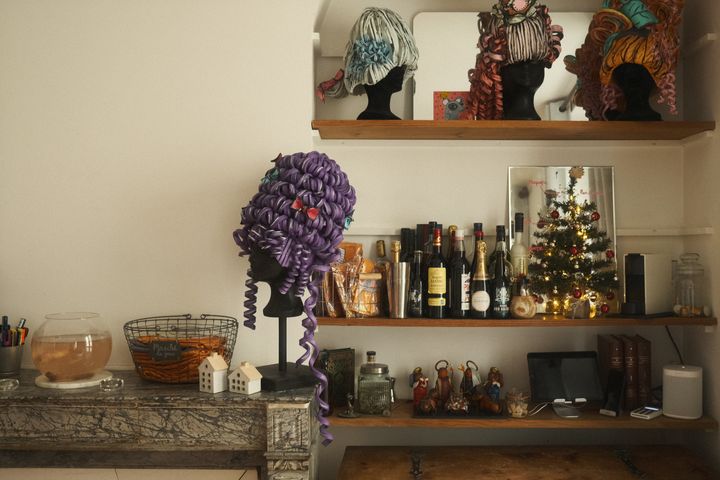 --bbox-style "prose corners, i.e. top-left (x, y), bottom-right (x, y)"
top-left (591, 211), bottom-right (600, 221)
top-left (573, 288), bottom-right (582, 299)
top-left (606, 250), bottom-right (615, 259)
top-left (570, 246), bottom-right (579, 256)
top-left (600, 304), bottom-right (610, 314)
top-left (606, 291), bottom-right (615, 301)
top-left (537, 220), bottom-right (547, 229)
top-left (550, 210), bottom-right (560, 220)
